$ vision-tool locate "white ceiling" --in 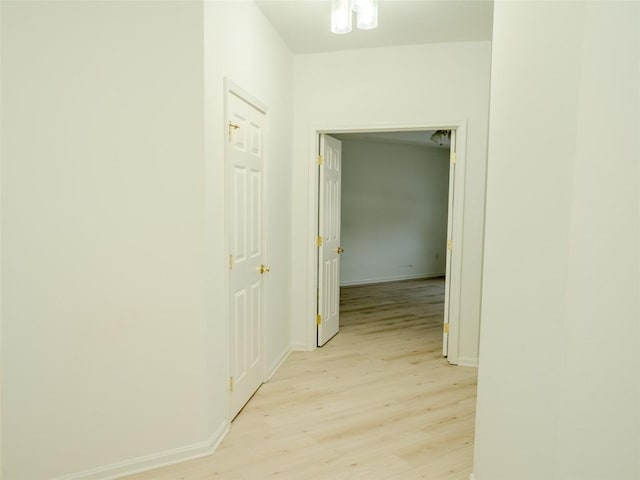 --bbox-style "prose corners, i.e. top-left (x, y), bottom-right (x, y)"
top-left (256, 0), bottom-right (494, 54)
top-left (332, 131), bottom-right (450, 149)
